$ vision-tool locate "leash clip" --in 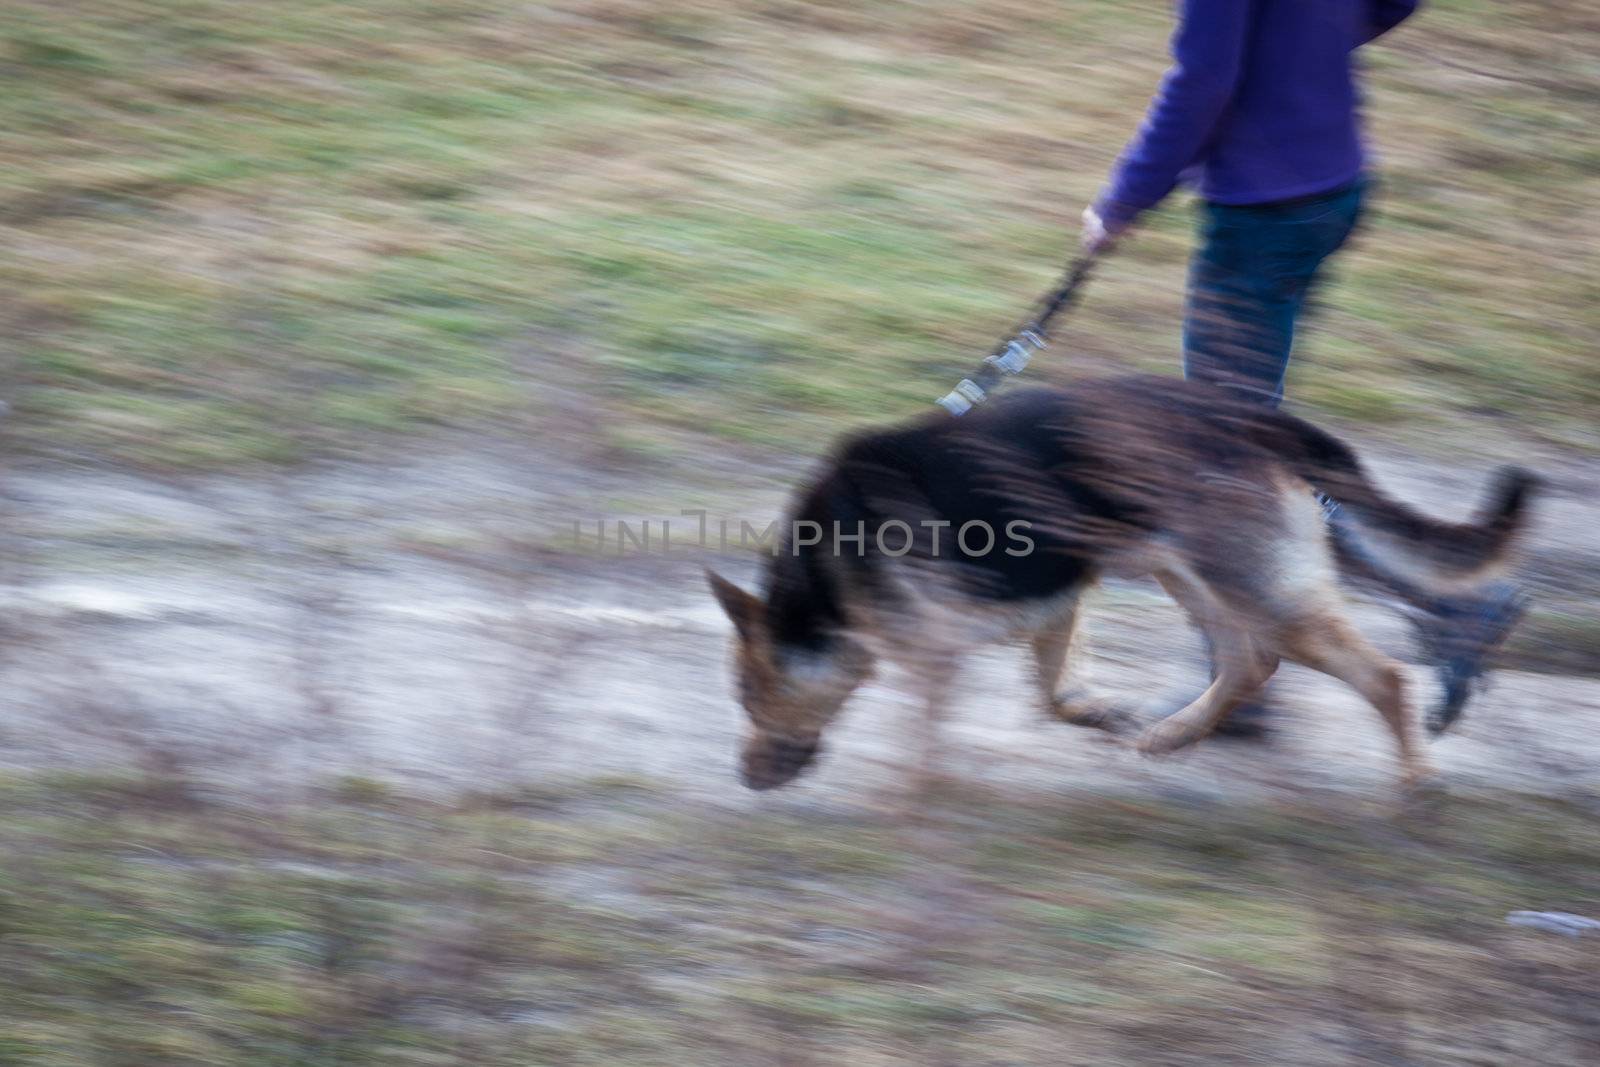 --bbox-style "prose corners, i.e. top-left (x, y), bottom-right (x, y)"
top-left (986, 328), bottom-right (1048, 376)
top-left (989, 339), bottom-right (1033, 375)
top-left (935, 378), bottom-right (987, 416)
